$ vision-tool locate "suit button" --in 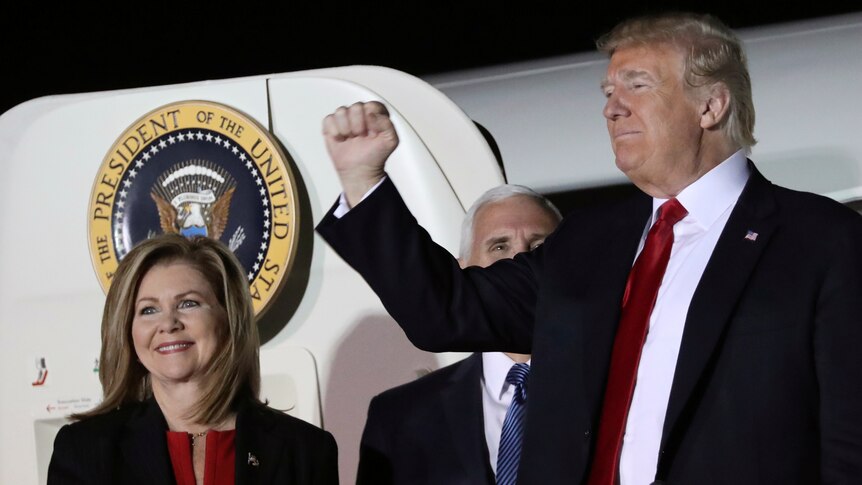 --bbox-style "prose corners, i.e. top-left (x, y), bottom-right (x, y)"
top-left (584, 430), bottom-right (591, 439)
